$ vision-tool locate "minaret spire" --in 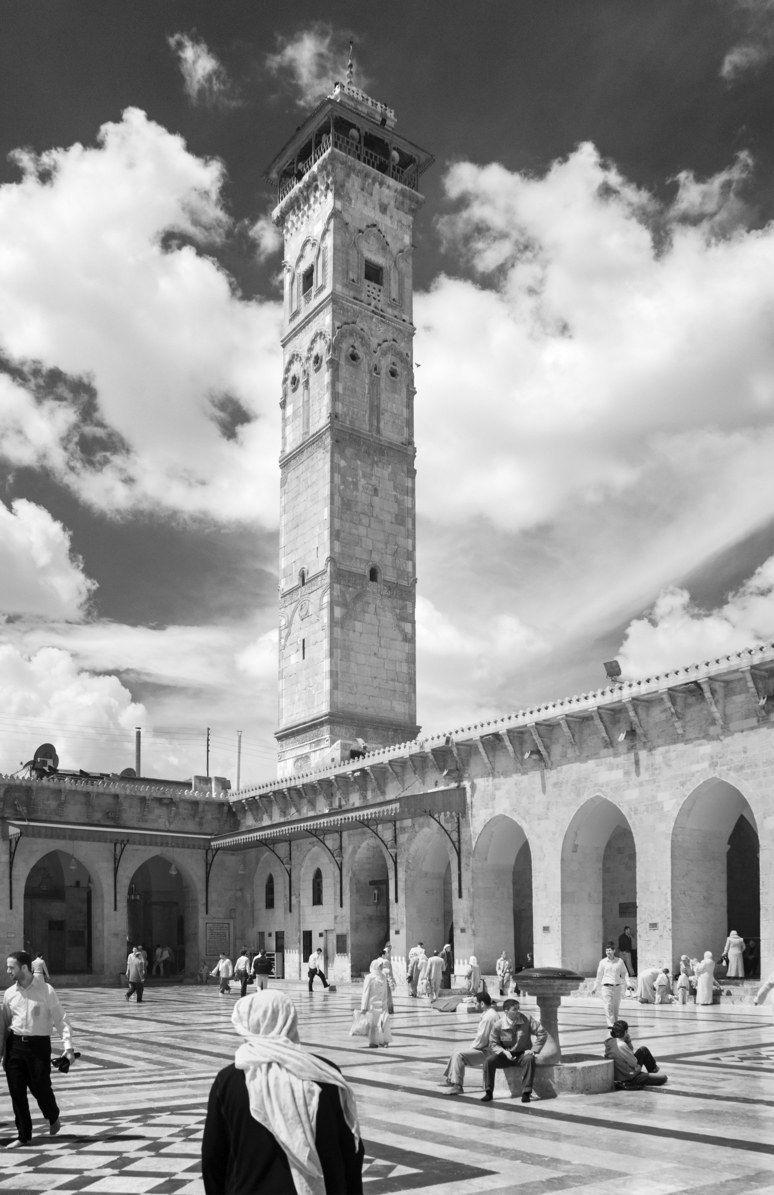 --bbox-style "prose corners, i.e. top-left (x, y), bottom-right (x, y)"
top-left (346, 39), bottom-right (354, 86)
